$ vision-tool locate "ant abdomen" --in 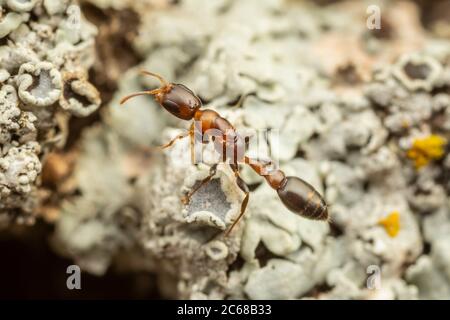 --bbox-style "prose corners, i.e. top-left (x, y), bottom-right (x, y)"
top-left (277, 176), bottom-right (328, 221)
